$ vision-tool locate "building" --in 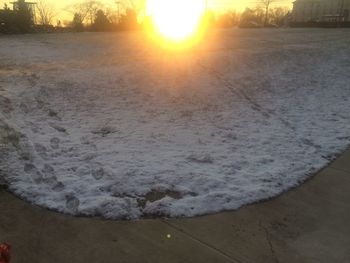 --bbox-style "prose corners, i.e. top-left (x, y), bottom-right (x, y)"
top-left (292, 0), bottom-right (350, 22)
